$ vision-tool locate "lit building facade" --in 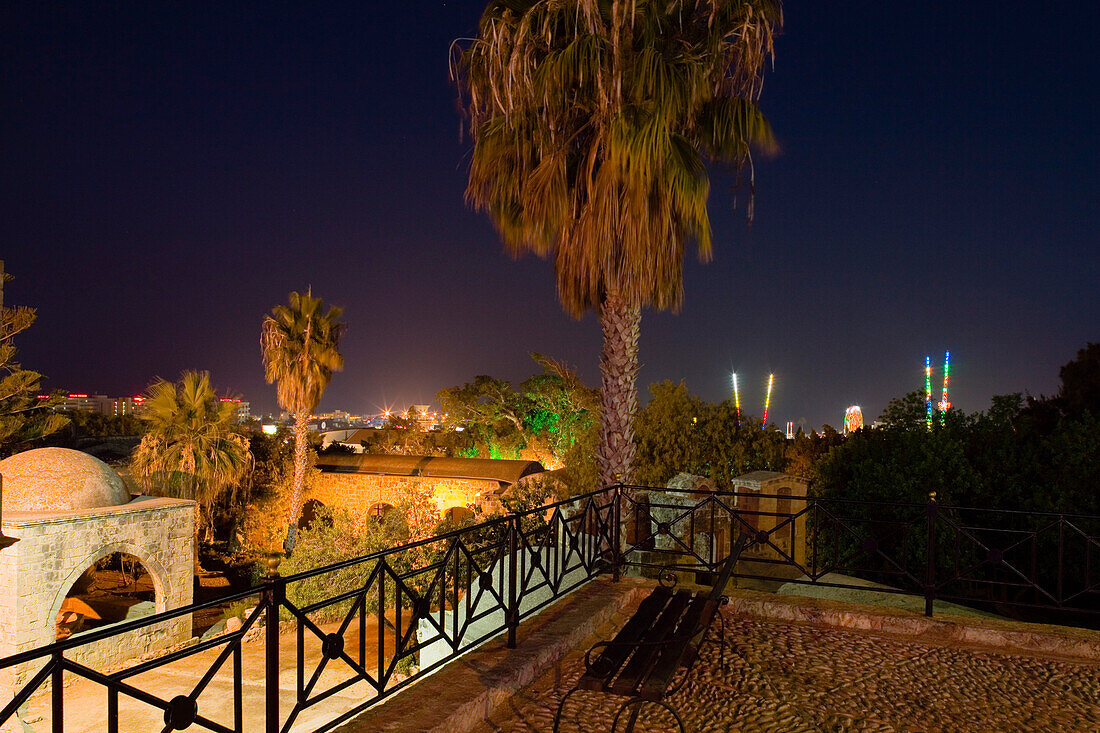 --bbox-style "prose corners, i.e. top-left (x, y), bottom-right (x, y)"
top-left (218, 398), bottom-right (251, 423)
top-left (39, 394), bottom-right (247, 421)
